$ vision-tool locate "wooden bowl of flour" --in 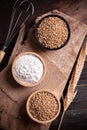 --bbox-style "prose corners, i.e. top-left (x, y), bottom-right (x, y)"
top-left (12, 52), bottom-right (46, 87)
